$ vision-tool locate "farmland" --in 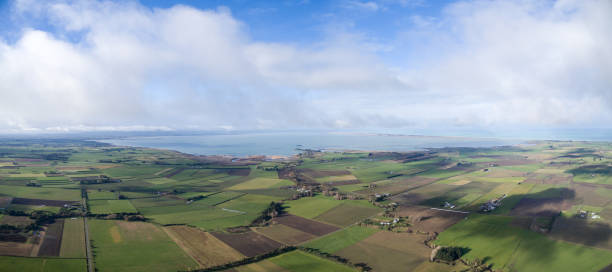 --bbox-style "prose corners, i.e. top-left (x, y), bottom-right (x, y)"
top-left (0, 139), bottom-right (611, 271)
